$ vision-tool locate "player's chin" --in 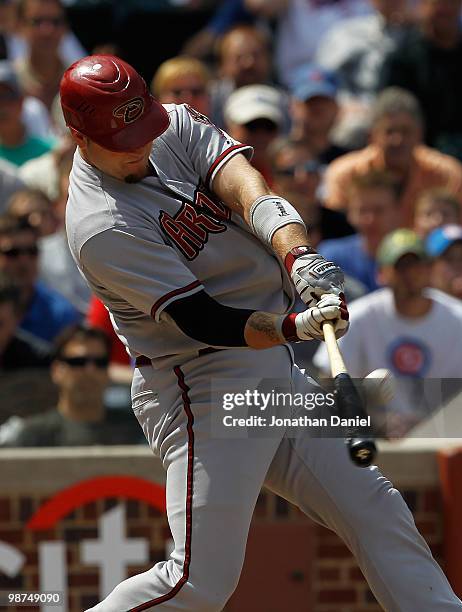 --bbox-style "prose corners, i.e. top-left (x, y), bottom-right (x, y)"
top-left (123, 166), bottom-right (148, 183)
top-left (123, 161), bottom-right (149, 183)
top-left (124, 173), bottom-right (143, 184)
